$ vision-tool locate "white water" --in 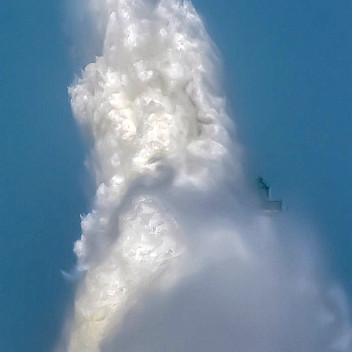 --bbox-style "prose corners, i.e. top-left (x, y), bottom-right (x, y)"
top-left (66, 1), bottom-right (240, 351)
top-left (62, 1), bottom-right (352, 351)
